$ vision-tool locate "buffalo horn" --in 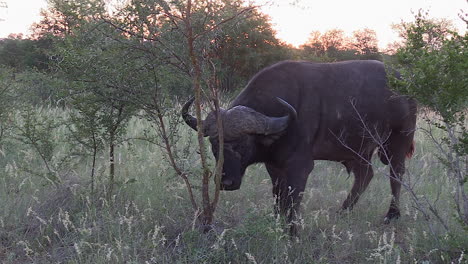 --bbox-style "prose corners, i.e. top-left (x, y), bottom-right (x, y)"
top-left (260, 98), bottom-right (297, 135)
top-left (181, 97), bottom-right (198, 131)
top-left (224, 98), bottom-right (297, 138)
top-left (276, 97), bottom-right (297, 120)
